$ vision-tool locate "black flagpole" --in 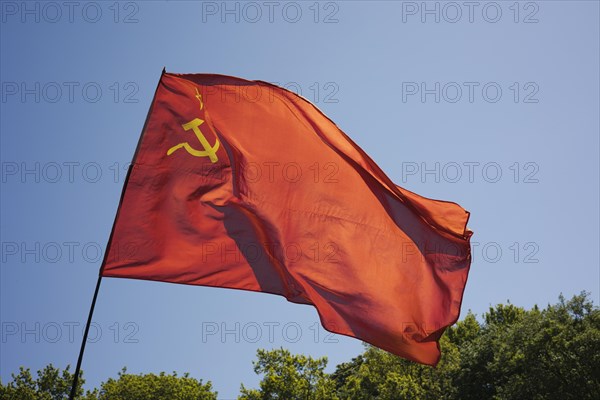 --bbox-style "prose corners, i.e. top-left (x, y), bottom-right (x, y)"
top-left (67, 68), bottom-right (166, 400)
top-left (68, 274), bottom-right (102, 400)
